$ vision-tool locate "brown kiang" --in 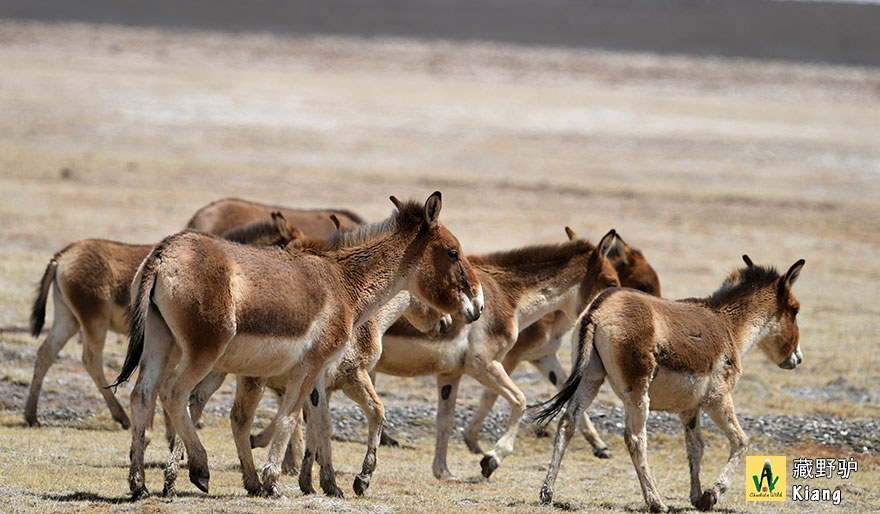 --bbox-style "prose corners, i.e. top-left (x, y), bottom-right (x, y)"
top-left (374, 229), bottom-right (621, 481)
top-left (24, 214), bottom-right (296, 428)
top-left (111, 193), bottom-right (484, 500)
top-left (459, 228), bottom-right (662, 460)
top-left (533, 255), bottom-right (805, 513)
top-left (187, 196), bottom-right (364, 236)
